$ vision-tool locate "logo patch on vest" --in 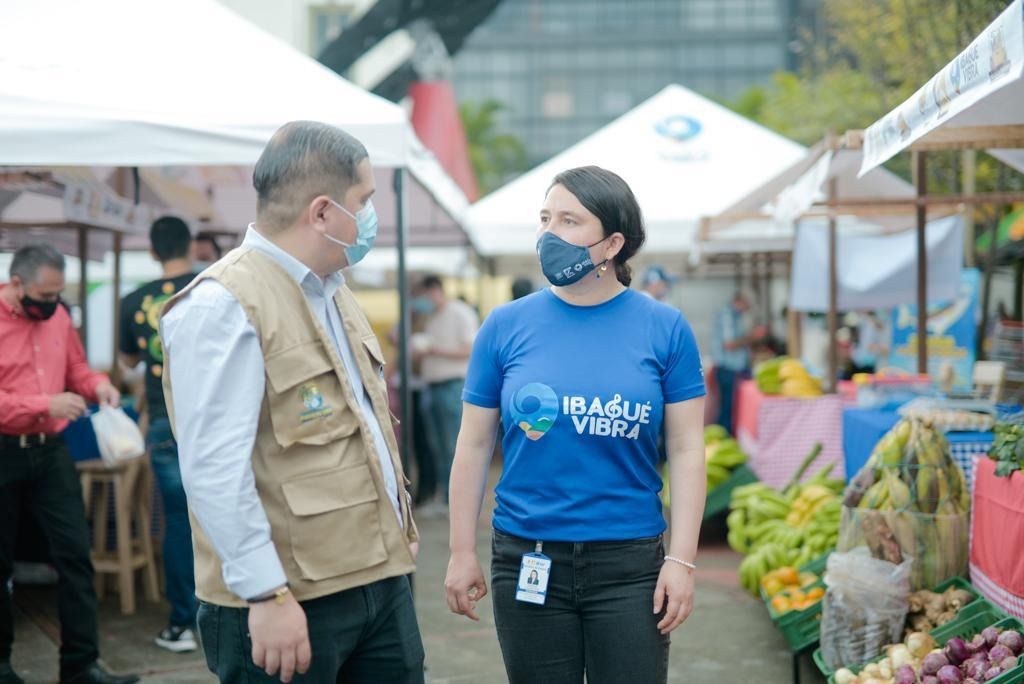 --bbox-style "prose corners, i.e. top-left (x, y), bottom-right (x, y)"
top-left (299, 382), bottom-right (333, 423)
